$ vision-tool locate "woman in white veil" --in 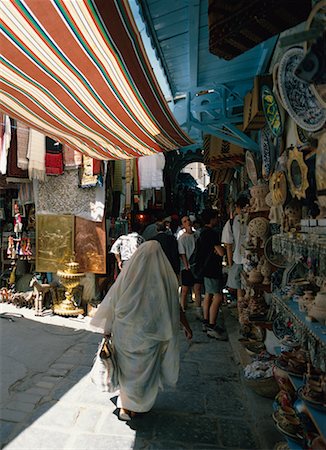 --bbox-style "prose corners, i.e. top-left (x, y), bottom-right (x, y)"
top-left (90, 240), bottom-right (192, 420)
